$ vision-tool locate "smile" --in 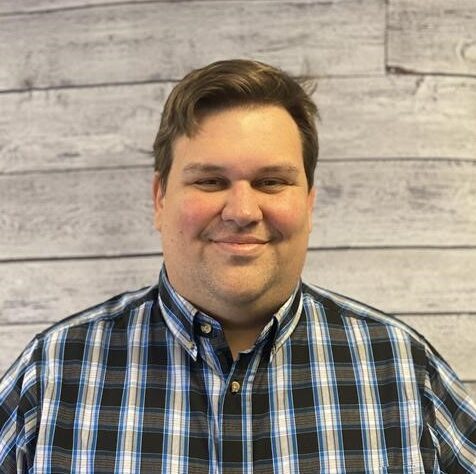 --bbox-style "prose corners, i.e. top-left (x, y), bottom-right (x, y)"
top-left (210, 238), bottom-right (269, 256)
